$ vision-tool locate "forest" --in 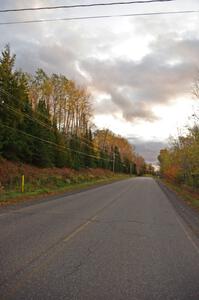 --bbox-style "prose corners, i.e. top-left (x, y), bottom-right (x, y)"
top-left (0, 45), bottom-right (146, 176)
